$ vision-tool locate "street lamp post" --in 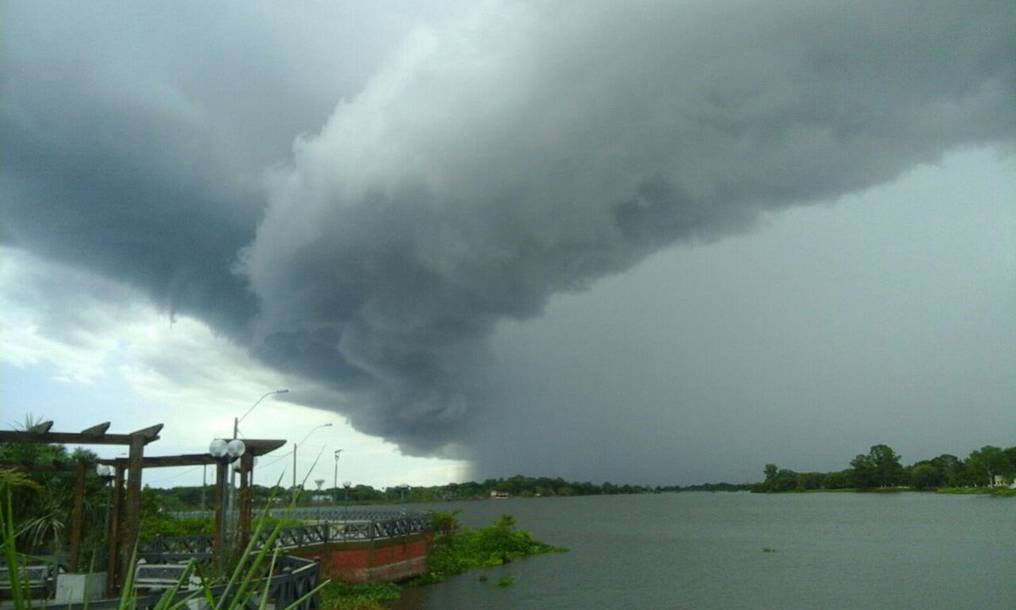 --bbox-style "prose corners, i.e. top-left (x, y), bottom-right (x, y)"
top-left (333, 449), bottom-right (342, 503)
top-left (292, 423), bottom-right (333, 490)
top-left (229, 389), bottom-right (288, 516)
